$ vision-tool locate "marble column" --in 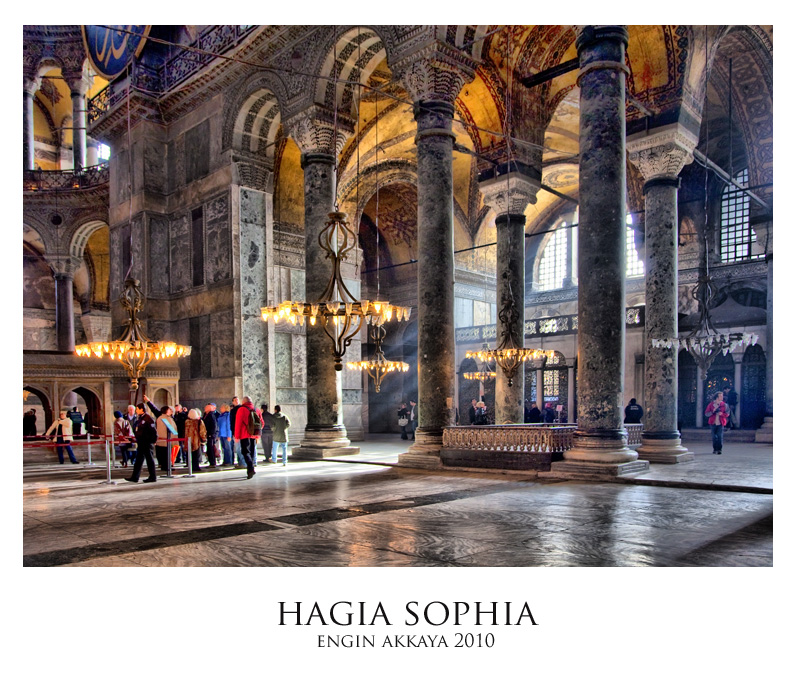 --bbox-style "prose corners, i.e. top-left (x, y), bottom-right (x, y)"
top-left (479, 172), bottom-right (539, 424)
top-left (23, 77), bottom-right (40, 170)
top-left (64, 73), bottom-right (90, 170)
top-left (695, 368), bottom-right (705, 428)
top-left (732, 352), bottom-right (743, 427)
top-left (536, 368), bottom-right (544, 411)
top-left (627, 124), bottom-right (697, 463)
top-left (286, 109), bottom-right (359, 459)
top-left (392, 47), bottom-right (474, 467)
top-left (549, 26), bottom-right (645, 478)
top-left (754, 220), bottom-right (773, 442)
top-left (567, 364), bottom-right (575, 423)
